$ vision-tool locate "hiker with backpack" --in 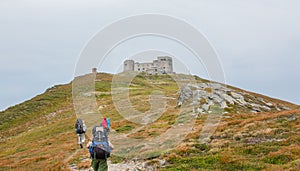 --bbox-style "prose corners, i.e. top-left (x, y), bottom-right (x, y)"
top-left (87, 118), bottom-right (113, 171)
top-left (75, 118), bottom-right (87, 148)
